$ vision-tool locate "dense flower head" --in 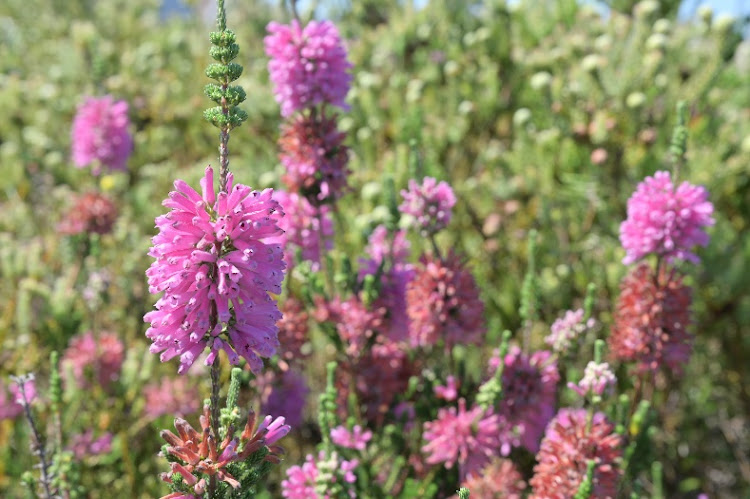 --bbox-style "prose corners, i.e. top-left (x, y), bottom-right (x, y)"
top-left (608, 263), bottom-right (692, 374)
top-left (399, 177), bottom-right (457, 235)
top-left (144, 166), bottom-right (286, 374)
top-left (546, 308), bottom-right (595, 353)
top-left (330, 424), bottom-right (372, 451)
top-left (314, 295), bottom-right (385, 357)
top-left (276, 298), bottom-right (310, 365)
top-left (569, 361), bottom-right (617, 398)
top-left (620, 170), bottom-right (714, 264)
top-left (279, 113), bottom-right (349, 203)
top-left (530, 408), bottom-right (622, 499)
top-left (422, 399), bottom-right (518, 480)
top-left (160, 405), bottom-right (290, 498)
top-left (71, 95), bottom-right (133, 173)
top-left (62, 331), bottom-right (124, 389)
top-left (489, 347), bottom-right (559, 453)
top-left (143, 376), bottom-right (200, 420)
top-left (360, 225), bottom-right (414, 343)
top-left (282, 451), bottom-right (358, 499)
top-left (58, 192), bottom-right (119, 236)
top-left (339, 340), bottom-right (414, 424)
top-left (265, 190), bottom-right (333, 270)
top-left (69, 430), bottom-right (113, 460)
top-left (458, 458), bottom-right (526, 499)
top-left (406, 253), bottom-right (484, 348)
top-left (257, 369), bottom-right (309, 428)
top-left (264, 20), bottom-right (352, 117)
